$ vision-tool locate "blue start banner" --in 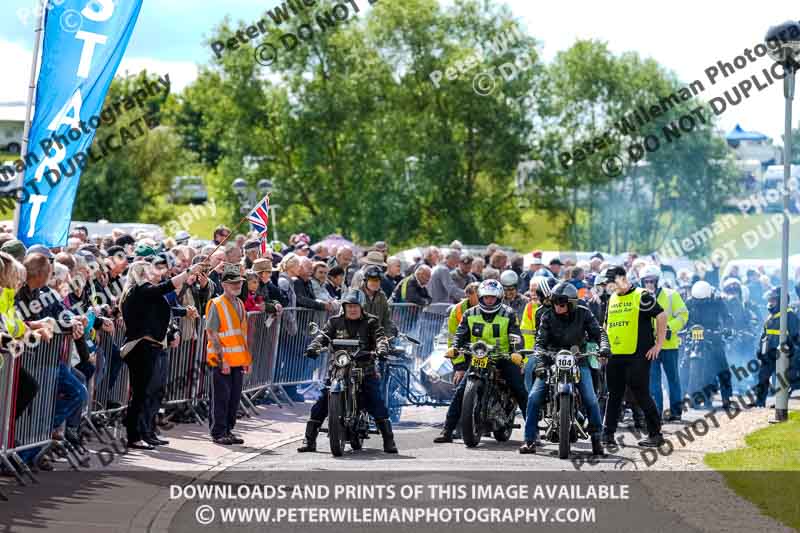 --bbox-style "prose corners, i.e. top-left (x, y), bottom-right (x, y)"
top-left (18, 0), bottom-right (143, 247)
